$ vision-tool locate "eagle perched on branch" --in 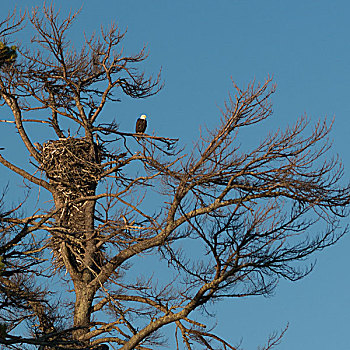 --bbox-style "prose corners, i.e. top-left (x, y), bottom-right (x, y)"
top-left (135, 114), bottom-right (147, 140)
